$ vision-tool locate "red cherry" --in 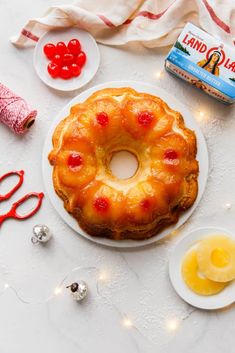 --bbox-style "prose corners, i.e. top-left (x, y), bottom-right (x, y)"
top-left (96, 112), bottom-right (109, 126)
top-left (164, 149), bottom-right (178, 160)
top-left (43, 43), bottom-right (56, 59)
top-left (56, 41), bottom-right (67, 56)
top-left (94, 197), bottom-right (109, 212)
top-left (68, 39), bottom-right (81, 55)
top-left (140, 199), bottom-right (151, 210)
top-left (63, 53), bottom-right (75, 66)
top-left (52, 54), bottom-right (63, 66)
top-left (71, 63), bottom-right (81, 77)
top-left (47, 62), bottom-right (60, 78)
top-left (137, 111), bottom-right (154, 126)
top-left (60, 65), bottom-right (72, 79)
top-left (68, 153), bottom-right (83, 169)
top-left (75, 51), bottom-right (86, 67)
